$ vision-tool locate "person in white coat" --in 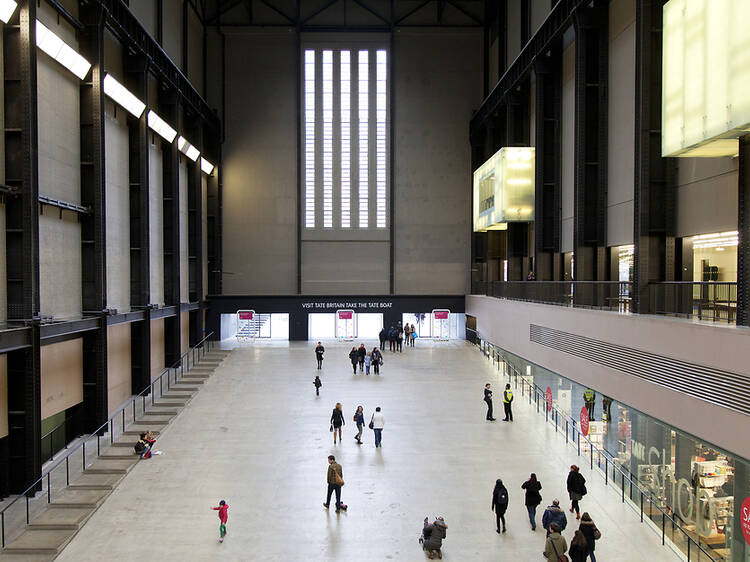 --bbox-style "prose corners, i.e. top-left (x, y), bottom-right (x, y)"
top-left (371, 406), bottom-right (385, 447)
